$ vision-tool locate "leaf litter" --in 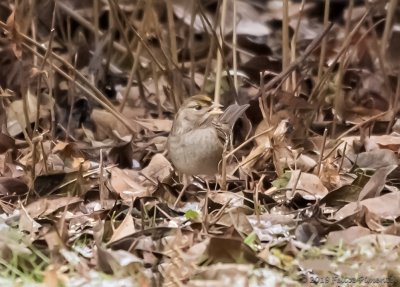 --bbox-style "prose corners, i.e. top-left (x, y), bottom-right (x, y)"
top-left (0, 0), bottom-right (399, 286)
